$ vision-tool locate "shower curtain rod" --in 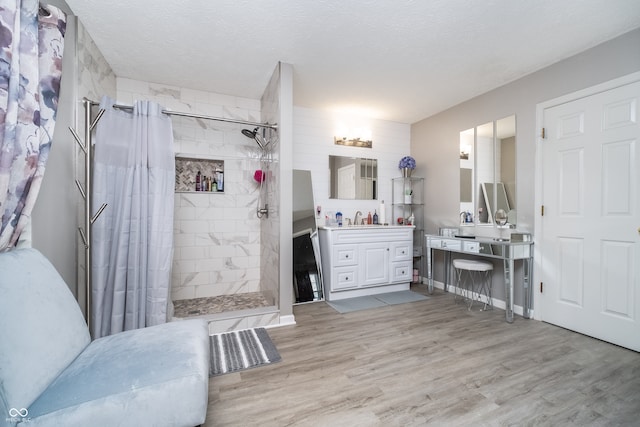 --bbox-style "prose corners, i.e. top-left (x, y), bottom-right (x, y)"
top-left (86, 98), bottom-right (278, 130)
